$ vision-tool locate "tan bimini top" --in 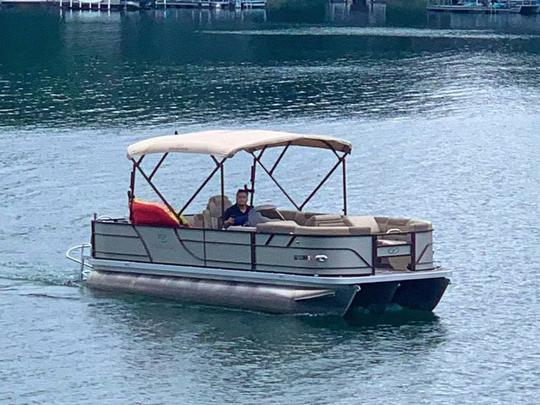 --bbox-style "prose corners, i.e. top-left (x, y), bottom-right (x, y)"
top-left (127, 129), bottom-right (352, 159)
